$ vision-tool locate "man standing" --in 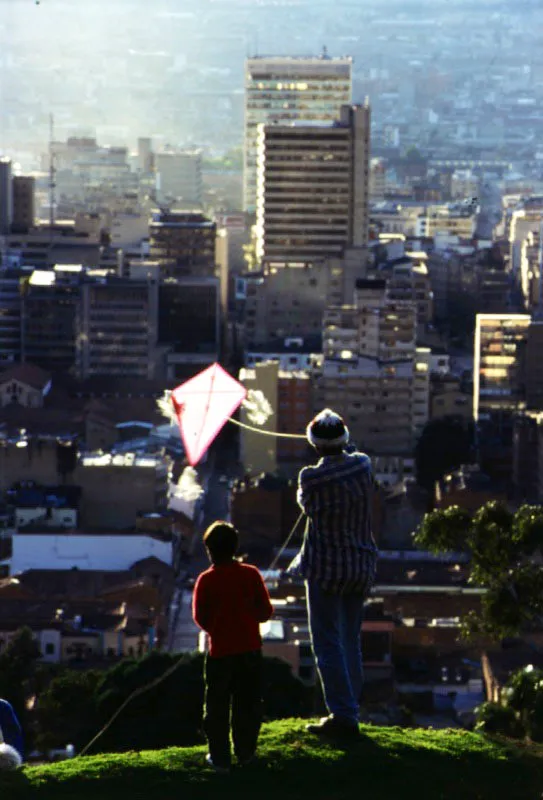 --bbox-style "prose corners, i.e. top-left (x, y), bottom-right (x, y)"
top-left (288, 409), bottom-right (377, 741)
